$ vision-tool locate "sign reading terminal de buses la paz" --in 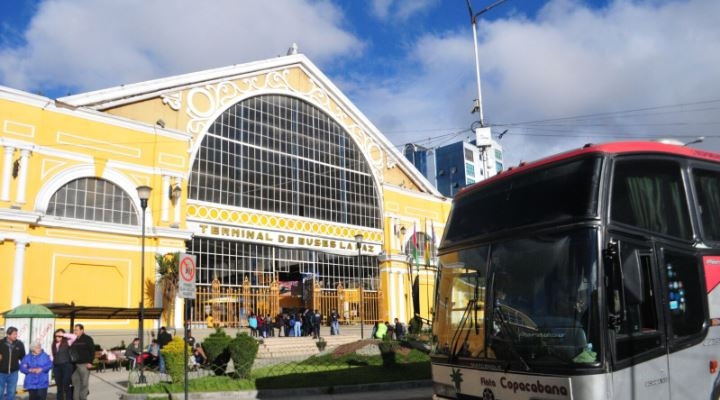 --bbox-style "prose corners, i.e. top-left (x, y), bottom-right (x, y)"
top-left (189, 222), bottom-right (380, 255)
